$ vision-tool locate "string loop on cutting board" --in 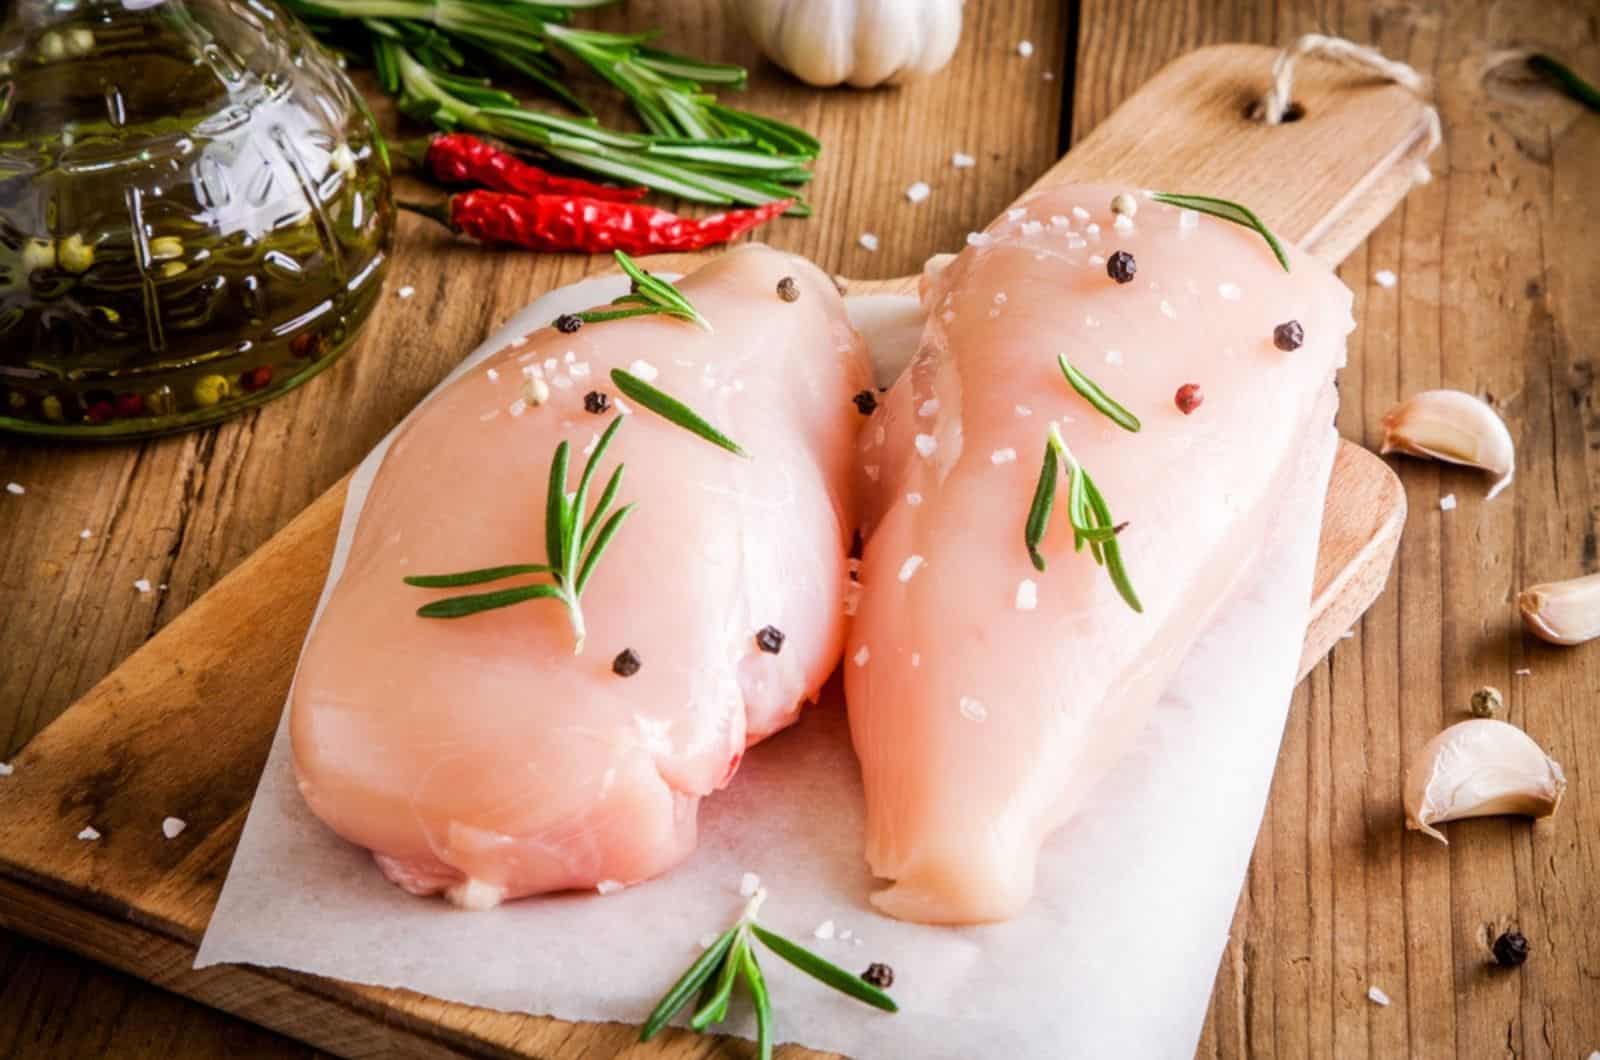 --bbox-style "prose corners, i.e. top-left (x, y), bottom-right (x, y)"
top-left (1257, 34), bottom-right (1442, 182)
